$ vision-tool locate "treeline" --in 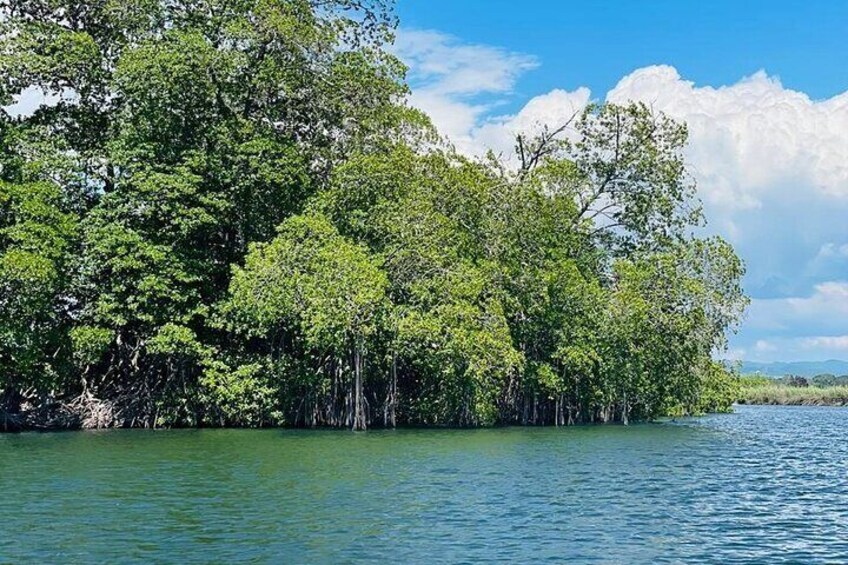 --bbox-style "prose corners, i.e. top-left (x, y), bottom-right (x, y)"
top-left (0, 0), bottom-right (747, 430)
